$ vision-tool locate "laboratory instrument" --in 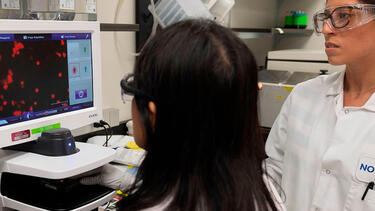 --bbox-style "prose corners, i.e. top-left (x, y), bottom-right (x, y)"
top-left (259, 50), bottom-right (346, 128)
top-left (0, 20), bottom-right (116, 211)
